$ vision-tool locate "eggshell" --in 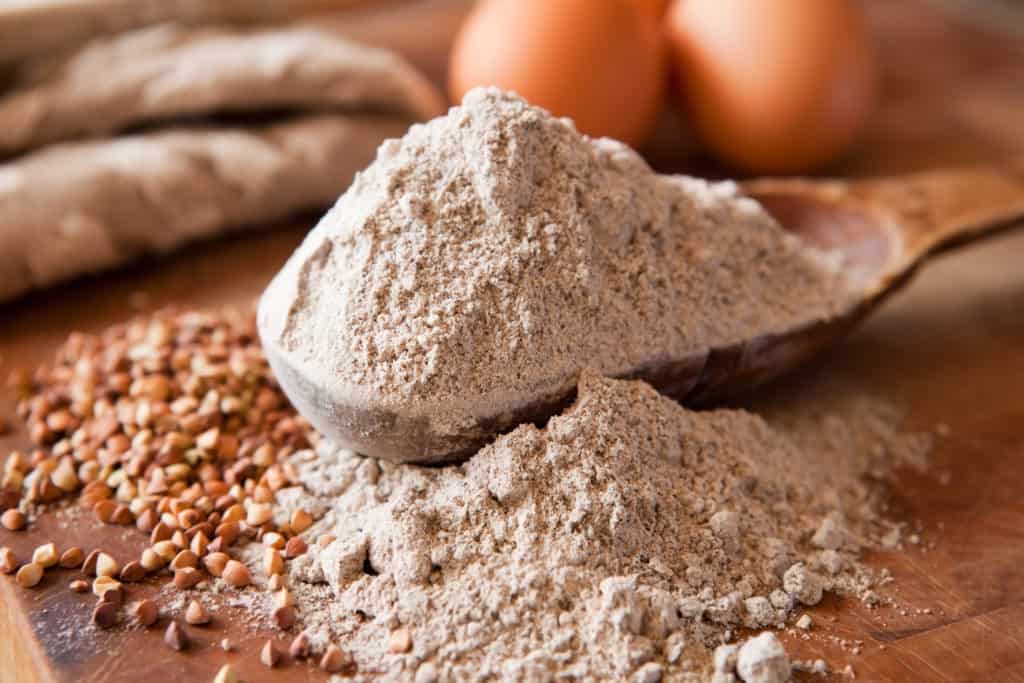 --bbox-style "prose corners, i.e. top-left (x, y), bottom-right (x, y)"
top-left (666, 0), bottom-right (876, 173)
top-left (449, 0), bottom-right (667, 148)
